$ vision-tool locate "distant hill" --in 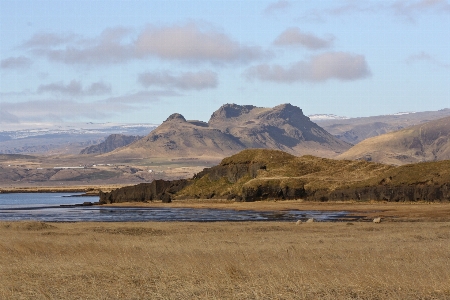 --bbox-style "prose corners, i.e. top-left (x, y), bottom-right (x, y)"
top-left (314, 109), bottom-right (450, 144)
top-left (100, 148), bottom-right (450, 203)
top-left (337, 116), bottom-right (450, 165)
top-left (80, 134), bottom-right (142, 155)
top-left (108, 103), bottom-right (351, 159)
